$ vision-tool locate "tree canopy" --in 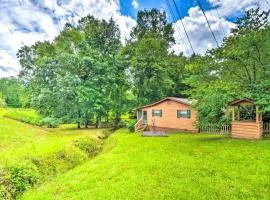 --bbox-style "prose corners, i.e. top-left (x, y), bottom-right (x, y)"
top-left (9, 7), bottom-right (270, 127)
